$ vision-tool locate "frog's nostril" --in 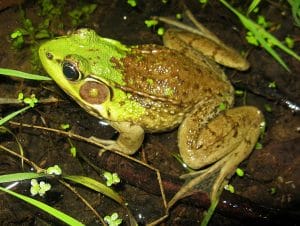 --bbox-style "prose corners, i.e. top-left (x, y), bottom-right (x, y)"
top-left (46, 52), bottom-right (53, 60)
